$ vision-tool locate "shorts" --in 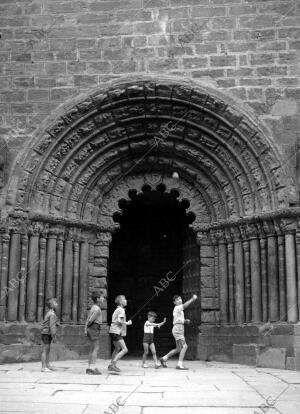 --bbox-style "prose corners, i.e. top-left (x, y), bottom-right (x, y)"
top-left (172, 324), bottom-right (185, 342)
top-left (87, 323), bottom-right (101, 341)
top-left (110, 333), bottom-right (123, 342)
top-left (143, 333), bottom-right (154, 344)
top-left (41, 334), bottom-right (52, 344)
